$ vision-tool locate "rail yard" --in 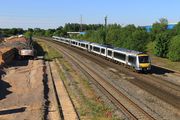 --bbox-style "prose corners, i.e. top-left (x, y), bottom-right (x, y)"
top-left (0, 36), bottom-right (179, 120)
top-left (1, 0), bottom-right (180, 120)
